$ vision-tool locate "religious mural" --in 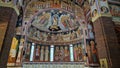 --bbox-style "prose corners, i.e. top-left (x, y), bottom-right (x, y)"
top-left (73, 44), bottom-right (84, 62)
top-left (109, 4), bottom-right (120, 22)
top-left (27, 26), bottom-right (83, 44)
top-left (89, 0), bottom-right (111, 22)
top-left (99, 0), bottom-right (111, 16)
top-left (31, 9), bottom-right (77, 32)
top-left (54, 46), bottom-right (70, 62)
top-left (24, 42), bottom-right (50, 62)
top-left (86, 22), bottom-right (99, 65)
top-left (86, 39), bottom-right (99, 64)
top-left (6, 0), bottom-right (100, 67)
top-left (89, 0), bottom-right (99, 22)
